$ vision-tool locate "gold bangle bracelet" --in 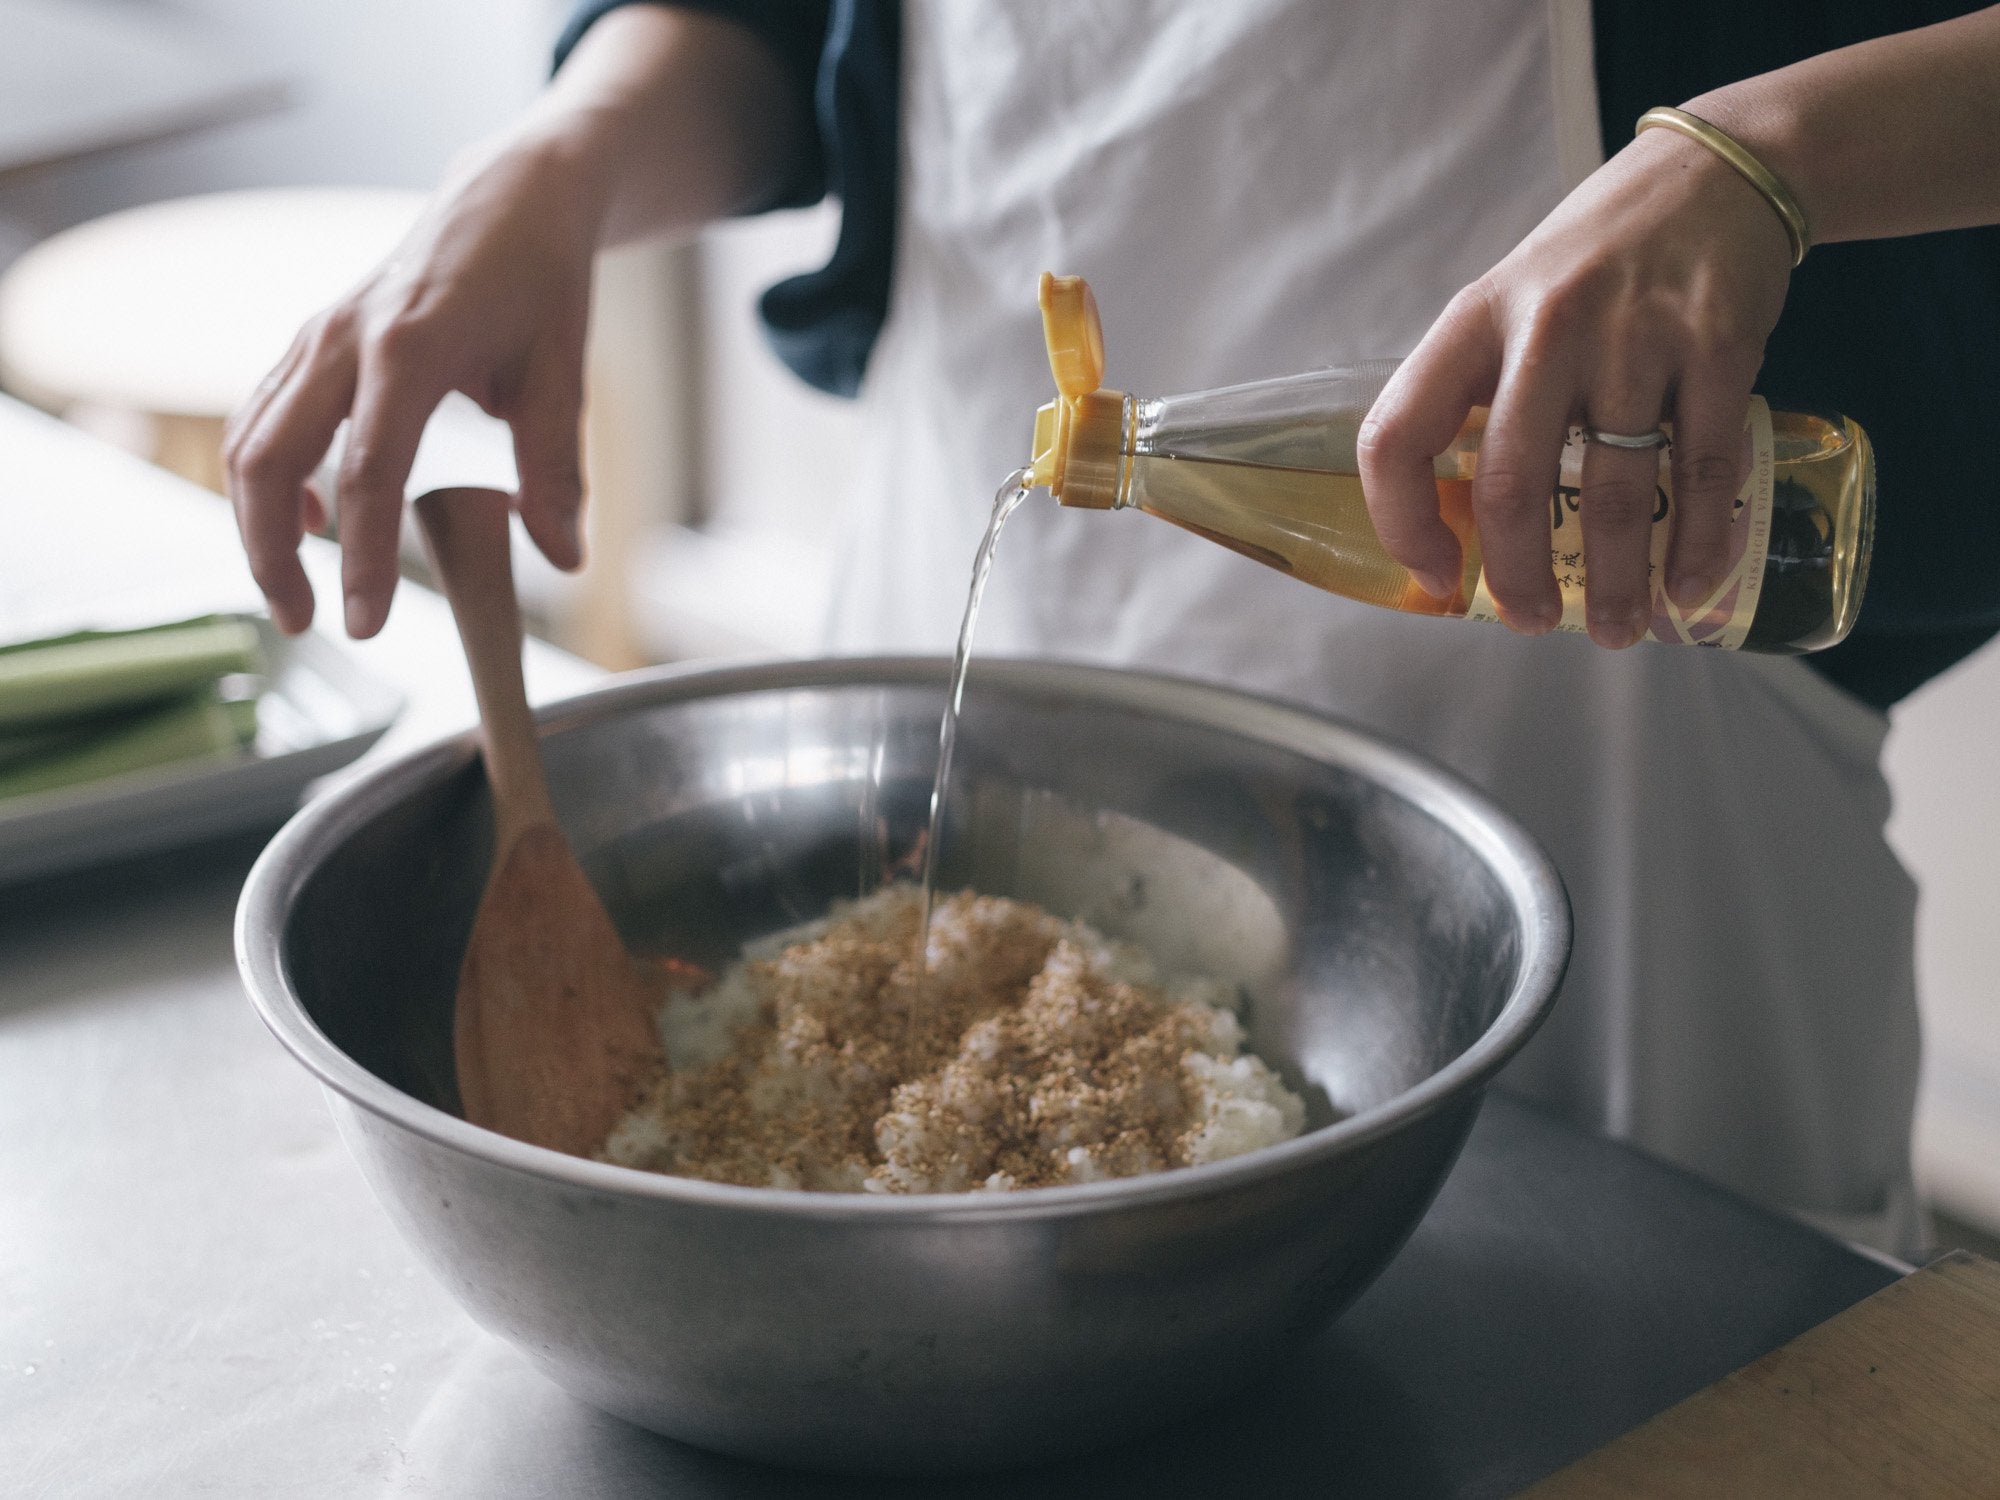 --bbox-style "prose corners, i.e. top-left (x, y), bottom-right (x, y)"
top-left (1636, 106), bottom-right (1810, 267)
